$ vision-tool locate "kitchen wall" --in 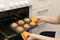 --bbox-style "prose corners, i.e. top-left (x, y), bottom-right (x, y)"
top-left (46, 0), bottom-right (60, 38)
top-left (30, 0), bottom-right (60, 38)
